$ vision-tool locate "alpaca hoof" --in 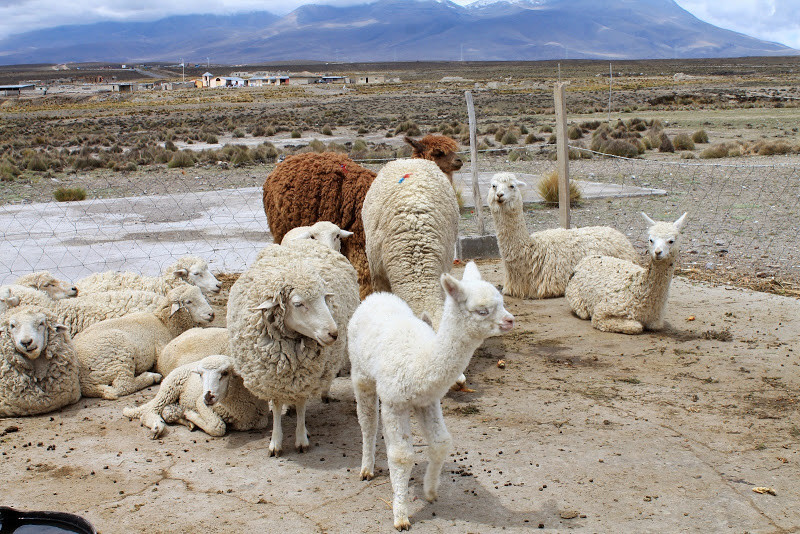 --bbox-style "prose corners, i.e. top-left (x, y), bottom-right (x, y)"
top-left (296, 443), bottom-right (309, 453)
top-left (450, 383), bottom-right (475, 393)
top-left (394, 518), bottom-right (411, 531)
top-left (268, 445), bottom-right (282, 457)
top-left (424, 489), bottom-right (438, 503)
top-left (359, 468), bottom-right (374, 481)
